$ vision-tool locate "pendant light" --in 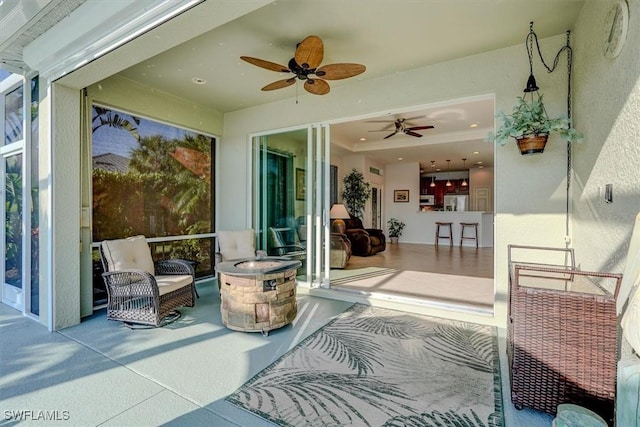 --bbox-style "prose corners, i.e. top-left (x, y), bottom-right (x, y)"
top-left (430, 160), bottom-right (436, 187)
top-left (461, 158), bottom-right (468, 187)
top-left (445, 160), bottom-right (452, 187)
